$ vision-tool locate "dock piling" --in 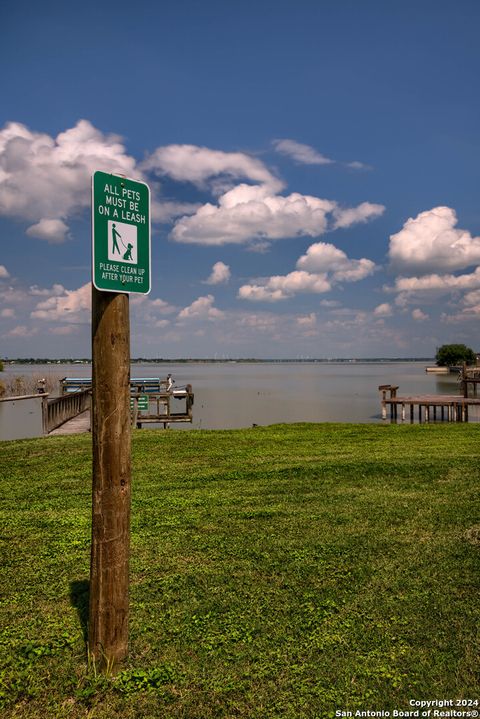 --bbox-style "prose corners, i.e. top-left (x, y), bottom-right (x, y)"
top-left (378, 384), bottom-right (479, 424)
